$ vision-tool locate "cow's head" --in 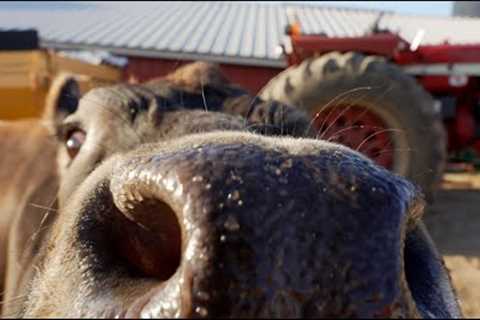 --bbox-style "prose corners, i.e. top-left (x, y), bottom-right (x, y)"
top-left (4, 63), bottom-right (461, 318)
